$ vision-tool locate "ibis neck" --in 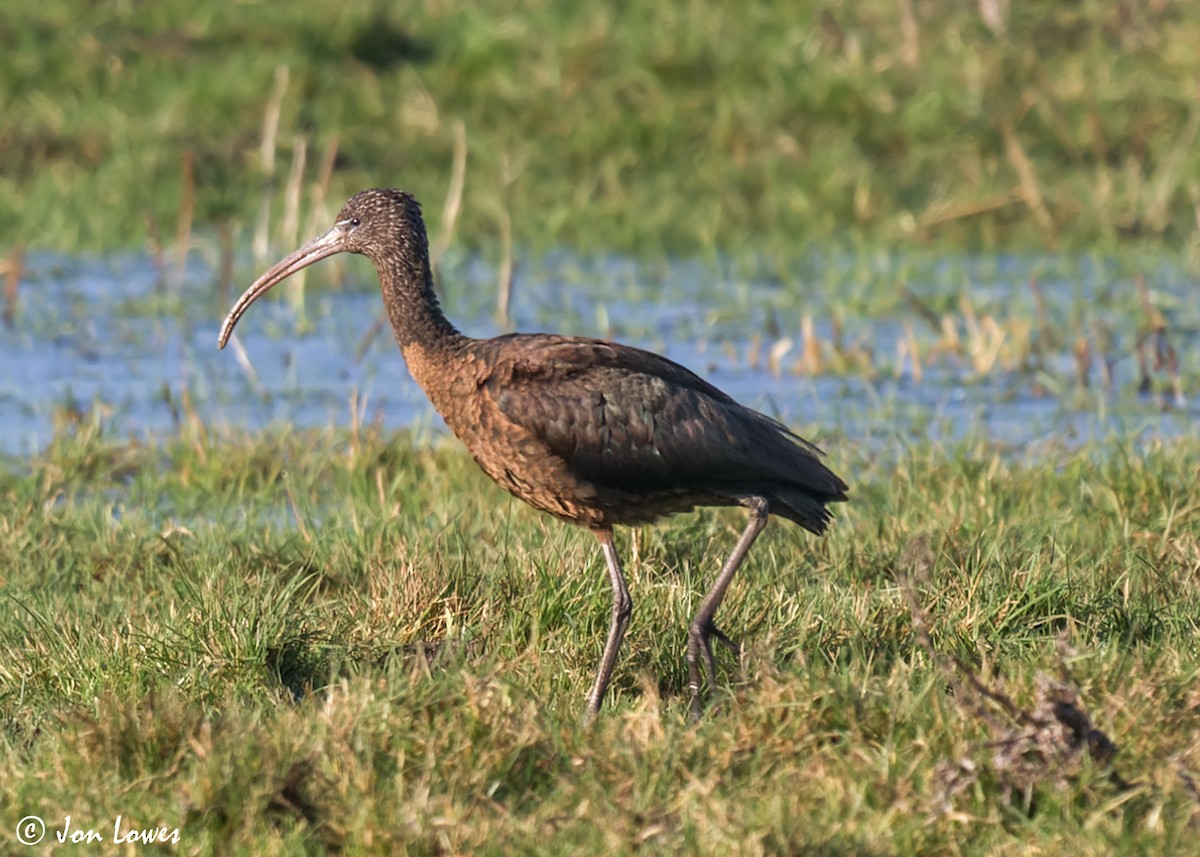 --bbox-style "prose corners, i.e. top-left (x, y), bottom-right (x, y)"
top-left (375, 249), bottom-right (467, 354)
